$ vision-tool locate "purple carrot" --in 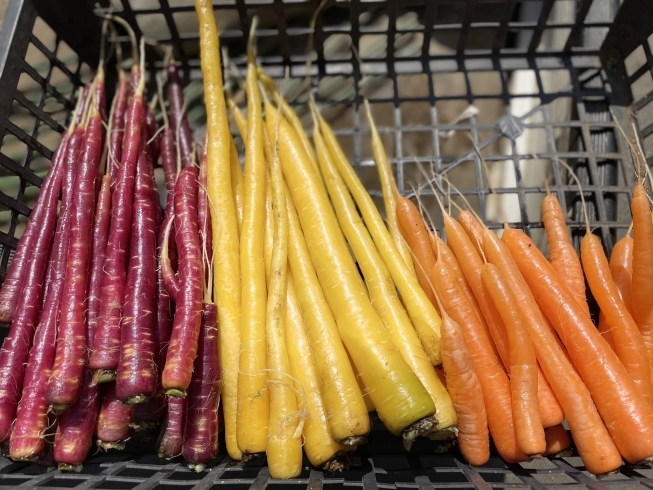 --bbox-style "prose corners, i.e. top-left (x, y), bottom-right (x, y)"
top-left (198, 141), bottom-right (212, 279)
top-left (108, 70), bottom-right (128, 185)
top-left (53, 176), bottom-right (111, 470)
top-left (0, 134), bottom-right (67, 324)
top-left (53, 369), bottom-right (100, 470)
top-left (160, 127), bottom-right (178, 191)
top-left (146, 105), bottom-right (161, 165)
top-left (182, 303), bottom-right (220, 471)
top-left (45, 105), bottom-right (103, 413)
top-left (167, 60), bottom-right (193, 168)
top-left (95, 67), bottom-right (107, 123)
top-left (96, 382), bottom-right (133, 451)
top-left (75, 85), bottom-right (91, 126)
top-left (162, 167), bottom-right (203, 396)
top-left (157, 396), bottom-right (185, 459)
top-left (115, 141), bottom-right (157, 405)
top-left (8, 114), bottom-right (81, 459)
top-left (90, 79), bottom-right (146, 383)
